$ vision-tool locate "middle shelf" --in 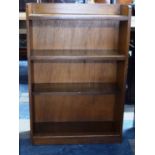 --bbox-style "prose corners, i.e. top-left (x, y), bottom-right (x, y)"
top-left (30, 49), bottom-right (125, 61)
top-left (32, 83), bottom-right (119, 95)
